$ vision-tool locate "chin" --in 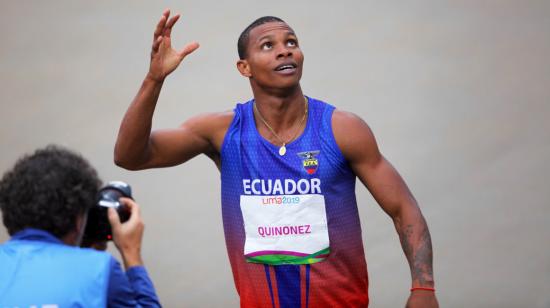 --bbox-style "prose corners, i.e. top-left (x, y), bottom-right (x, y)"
top-left (252, 74), bottom-right (302, 92)
top-left (274, 74), bottom-right (302, 89)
